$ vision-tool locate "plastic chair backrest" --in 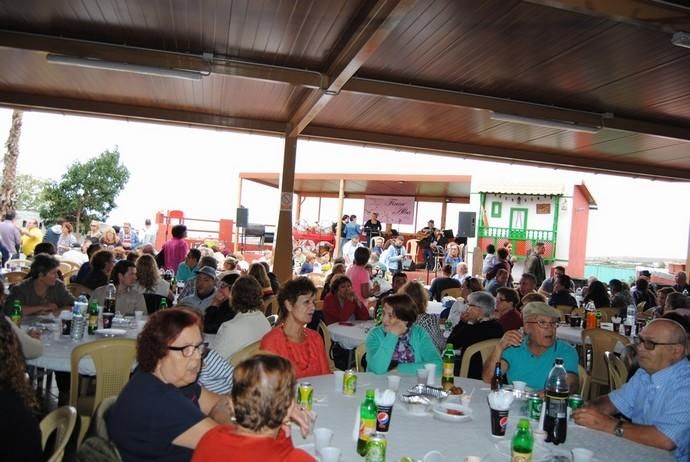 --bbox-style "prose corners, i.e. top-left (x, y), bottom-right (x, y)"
top-left (441, 288), bottom-right (462, 299)
top-left (86, 396), bottom-right (118, 442)
top-left (555, 305), bottom-right (574, 322)
top-left (406, 240), bottom-right (419, 263)
top-left (262, 297), bottom-right (278, 316)
top-left (355, 343), bottom-right (367, 372)
top-left (66, 283), bottom-right (93, 298)
top-left (69, 339), bottom-right (137, 423)
top-left (229, 340), bottom-right (261, 366)
top-left (578, 364), bottom-right (590, 399)
top-left (5, 270), bottom-right (28, 284)
top-left (581, 328), bottom-right (630, 387)
top-left (598, 308), bottom-right (619, 322)
top-left (459, 338), bottom-right (499, 378)
top-left (317, 321), bottom-right (336, 371)
top-left (604, 351), bottom-right (628, 391)
top-left (40, 405), bottom-right (78, 462)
